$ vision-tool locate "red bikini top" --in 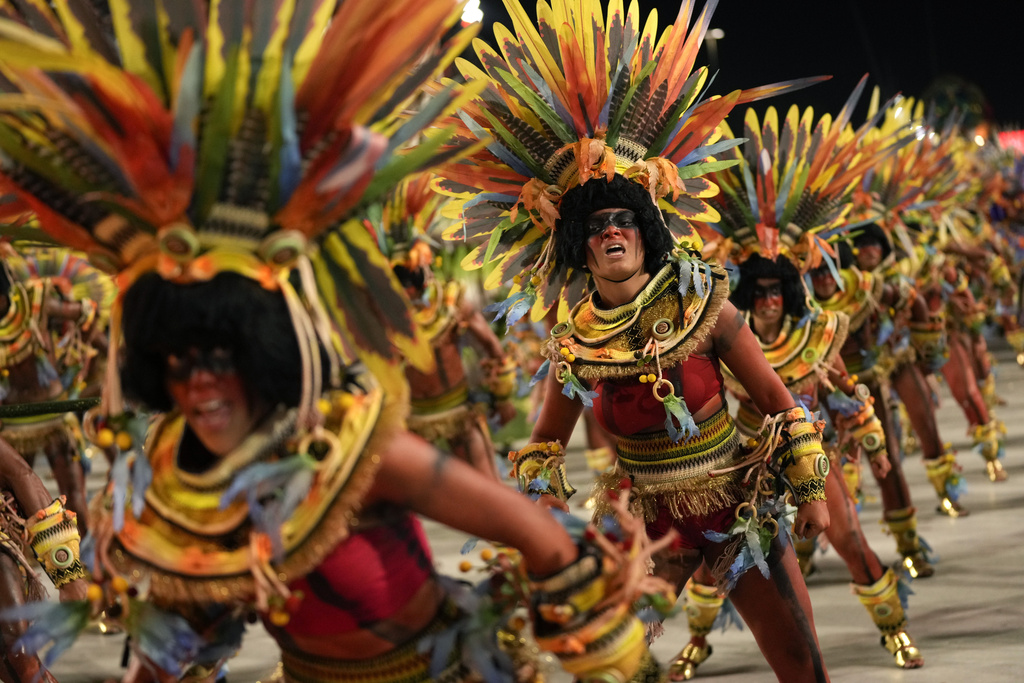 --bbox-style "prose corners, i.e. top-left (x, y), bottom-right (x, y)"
top-left (590, 354), bottom-right (723, 437)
